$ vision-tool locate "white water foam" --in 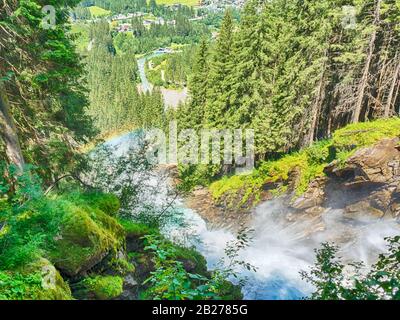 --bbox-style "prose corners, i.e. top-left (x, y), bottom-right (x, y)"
top-left (106, 131), bottom-right (400, 300)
